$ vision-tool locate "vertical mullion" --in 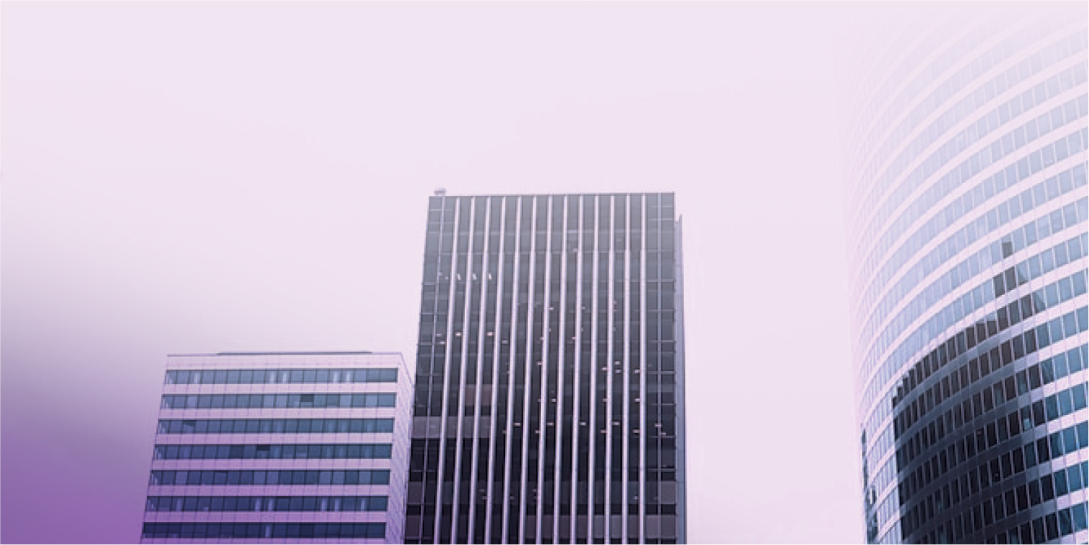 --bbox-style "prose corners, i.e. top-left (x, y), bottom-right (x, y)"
top-left (605, 195), bottom-right (615, 544)
top-left (520, 198), bottom-right (538, 544)
top-left (553, 196), bottom-right (569, 544)
top-left (450, 198), bottom-right (478, 541)
top-left (570, 196), bottom-right (585, 543)
top-left (433, 198), bottom-right (461, 543)
top-left (639, 197), bottom-right (647, 545)
top-left (588, 195), bottom-right (600, 543)
top-left (622, 195), bottom-right (631, 543)
top-left (501, 198), bottom-right (524, 544)
top-left (467, 199), bottom-right (492, 541)
top-left (485, 198), bottom-right (508, 544)
top-left (537, 197), bottom-right (554, 544)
